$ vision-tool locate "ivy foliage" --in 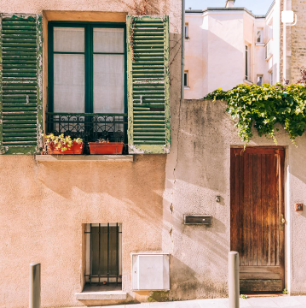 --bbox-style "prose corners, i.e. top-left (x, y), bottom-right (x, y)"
top-left (205, 83), bottom-right (306, 144)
